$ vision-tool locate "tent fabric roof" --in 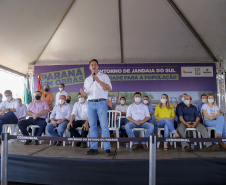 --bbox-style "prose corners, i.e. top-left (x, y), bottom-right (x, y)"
top-left (0, 0), bottom-right (226, 75)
